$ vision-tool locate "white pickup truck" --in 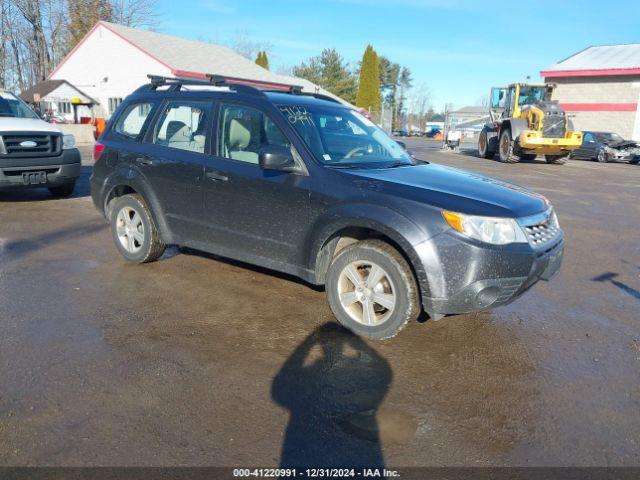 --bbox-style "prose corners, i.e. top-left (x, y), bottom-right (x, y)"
top-left (0, 89), bottom-right (80, 196)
